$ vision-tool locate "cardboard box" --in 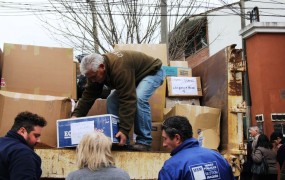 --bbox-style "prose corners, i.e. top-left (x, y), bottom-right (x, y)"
top-left (57, 114), bottom-right (119, 148)
top-left (164, 104), bottom-right (221, 150)
top-left (1, 43), bottom-right (76, 99)
top-left (167, 77), bottom-right (202, 97)
top-left (151, 122), bottom-right (162, 151)
top-left (165, 97), bottom-right (200, 108)
top-left (0, 90), bottom-right (72, 147)
top-left (149, 80), bottom-right (166, 122)
top-left (162, 66), bottom-right (192, 77)
top-left (87, 98), bottom-right (107, 116)
top-left (113, 44), bottom-right (168, 65)
top-left (169, 61), bottom-right (188, 68)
